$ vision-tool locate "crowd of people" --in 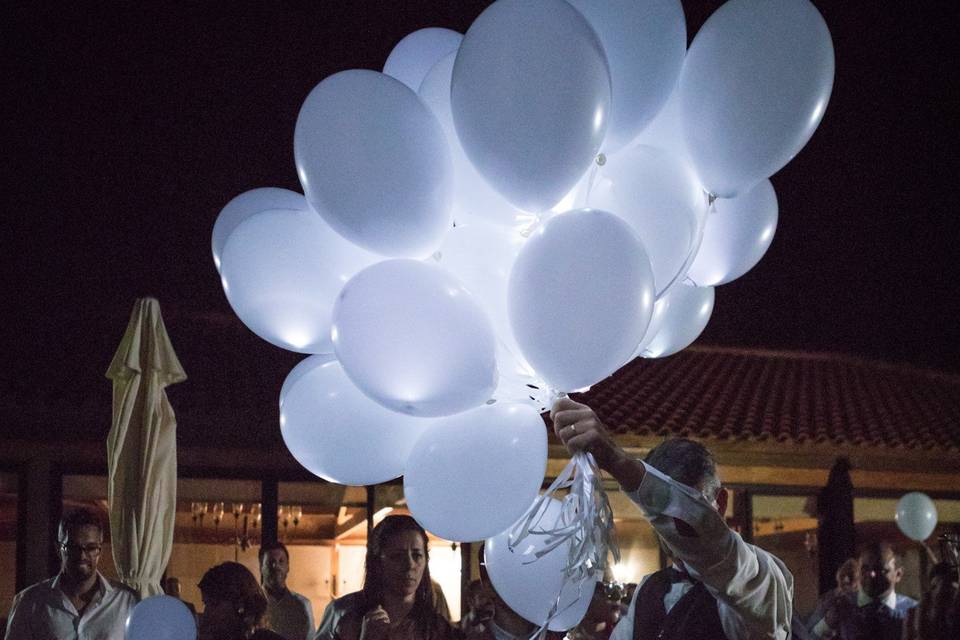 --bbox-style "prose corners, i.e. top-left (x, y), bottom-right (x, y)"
top-left (4, 400), bottom-right (958, 640)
